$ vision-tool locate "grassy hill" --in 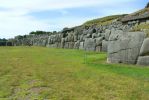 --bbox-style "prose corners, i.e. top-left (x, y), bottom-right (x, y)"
top-left (126, 8), bottom-right (149, 18)
top-left (0, 47), bottom-right (149, 99)
top-left (128, 8), bottom-right (149, 35)
top-left (83, 14), bottom-right (126, 26)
